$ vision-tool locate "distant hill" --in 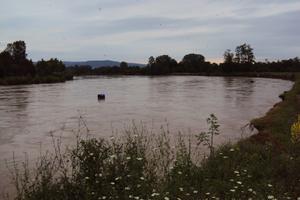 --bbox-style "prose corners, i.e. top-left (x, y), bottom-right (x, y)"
top-left (63, 60), bottom-right (146, 68)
